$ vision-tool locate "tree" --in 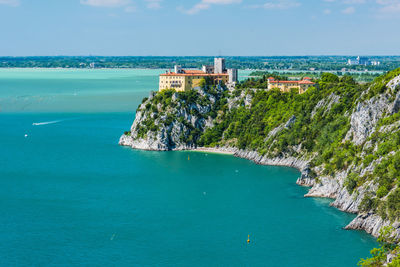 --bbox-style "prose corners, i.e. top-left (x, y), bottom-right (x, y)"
top-left (321, 72), bottom-right (339, 83)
